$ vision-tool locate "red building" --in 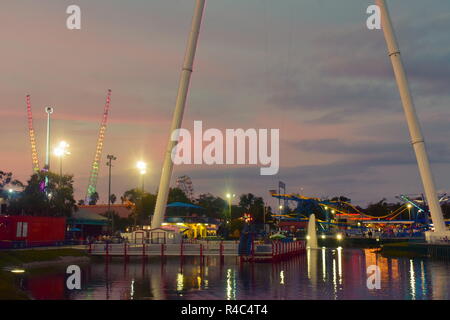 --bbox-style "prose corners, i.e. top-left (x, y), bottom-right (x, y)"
top-left (0, 215), bottom-right (66, 248)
